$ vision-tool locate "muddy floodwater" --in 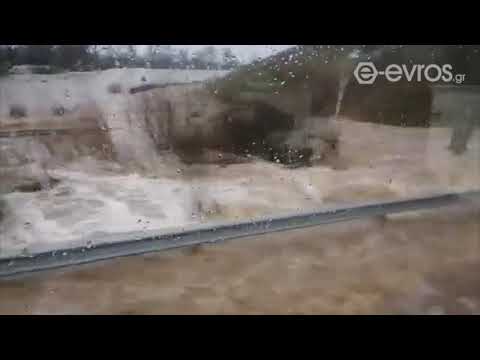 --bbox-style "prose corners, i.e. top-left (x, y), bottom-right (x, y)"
top-left (1, 202), bottom-right (479, 314)
top-left (1, 119), bottom-right (479, 257)
top-left (1, 69), bottom-right (480, 314)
